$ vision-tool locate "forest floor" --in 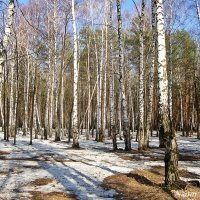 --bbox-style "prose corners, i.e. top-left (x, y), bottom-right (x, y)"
top-left (0, 132), bottom-right (200, 200)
